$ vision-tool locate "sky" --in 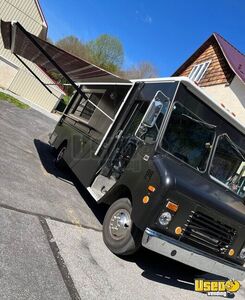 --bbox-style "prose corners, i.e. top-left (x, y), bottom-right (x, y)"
top-left (39, 0), bottom-right (245, 76)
